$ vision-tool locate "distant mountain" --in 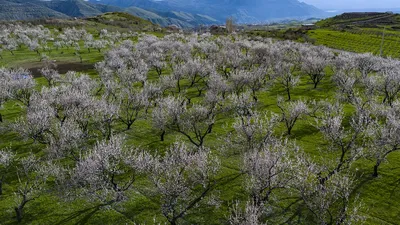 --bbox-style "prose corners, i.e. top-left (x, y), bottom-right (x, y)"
top-left (0, 0), bottom-right (216, 28)
top-left (123, 7), bottom-right (217, 27)
top-left (40, 0), bottom-right (122, 17)
top-left (0, 0), bottom-right (324, 27)
top-left (0, 0), bottom-right (70, 20)
top-left (0, 0), bottom-right (121, 20)
top-left (90, 0), bottom-right (327, 23)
